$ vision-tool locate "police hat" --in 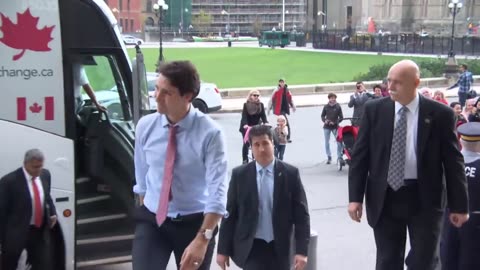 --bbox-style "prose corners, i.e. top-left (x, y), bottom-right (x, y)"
top-left (457, 122), bottom-right (480, 142)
